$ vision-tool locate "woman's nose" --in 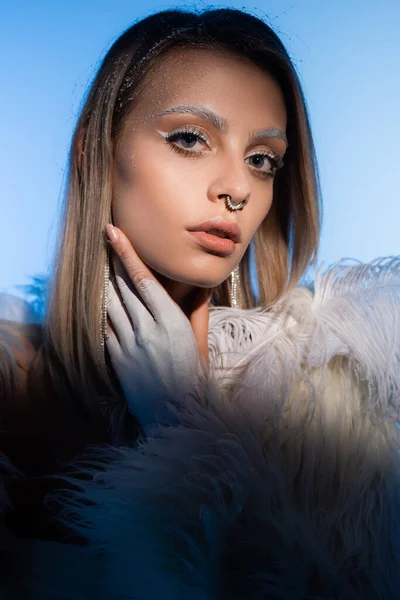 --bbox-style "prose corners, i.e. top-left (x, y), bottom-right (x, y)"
top-left (208, 157), bottom-right (251, 206)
